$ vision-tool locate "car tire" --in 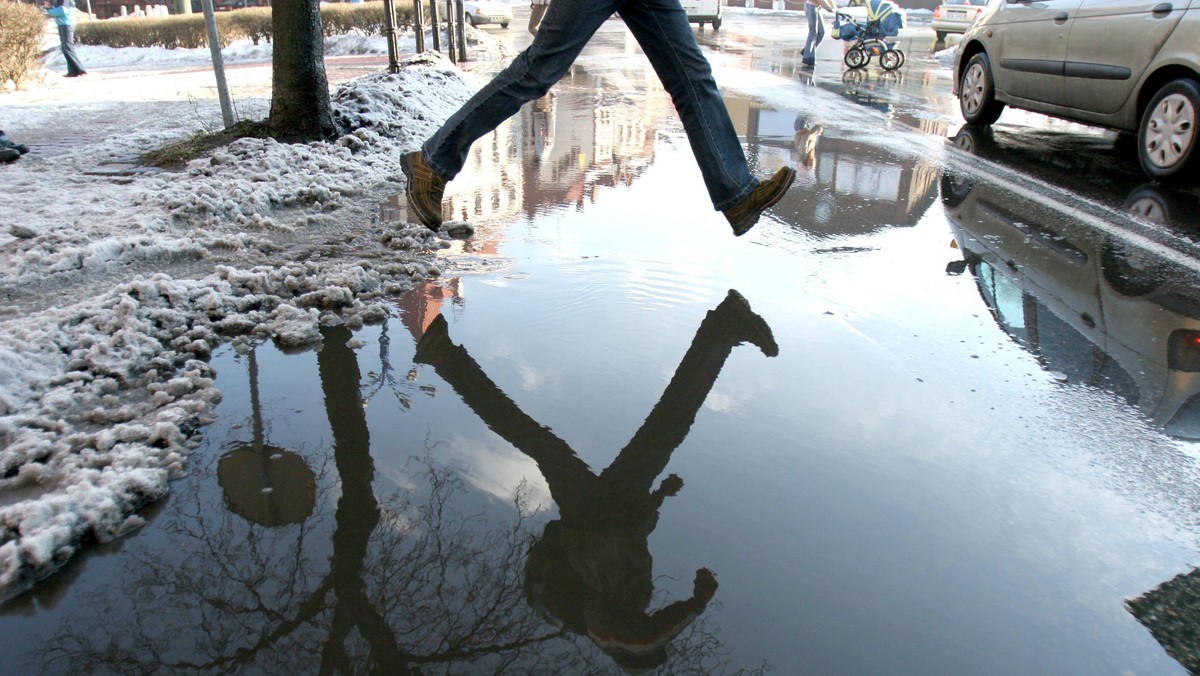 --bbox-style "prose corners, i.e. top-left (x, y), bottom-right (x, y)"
top-left (712, 16), bottom-right (722, 30)
top-left (959, 52), bottom-right (1004, 126)
top-left (935, 31), bottom-right (947, 42)
top-left (1137, 78), bottom-right (1199, 180)
top-left (844, 47), bottom-right (868, 69)
top-left (500, 21), bottom-right (509, 28)
top-left (1101, 239), bottom-right (1167, 297)
top-left (465, 14), bottom-right (475, 25)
